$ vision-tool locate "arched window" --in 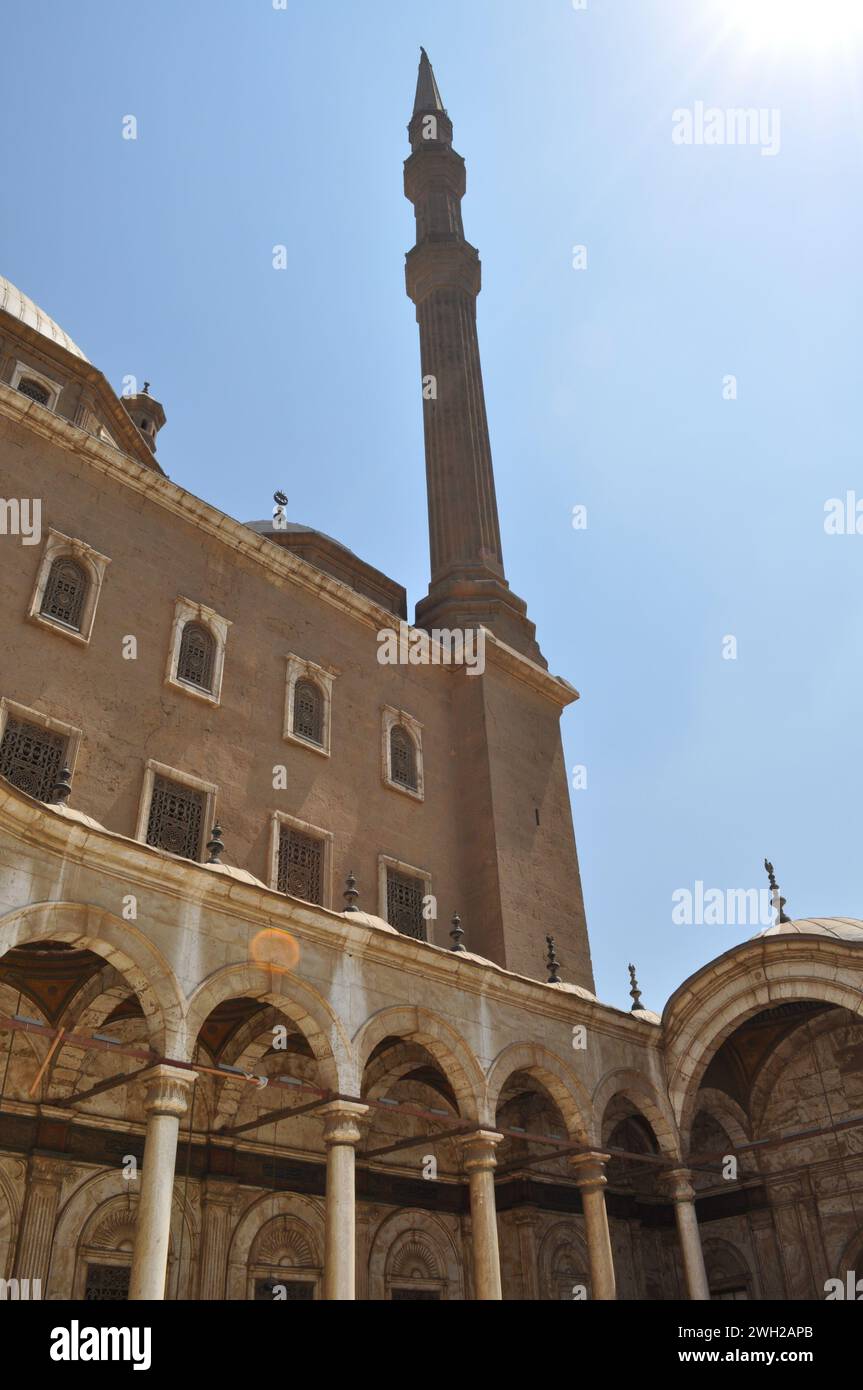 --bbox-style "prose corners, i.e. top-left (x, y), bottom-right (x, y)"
top-left (293, 679), bottom-right (323, 745)
top-left (40, 557), bottom-right (88, 630)
top-left (17, 377), bottom-right (51, 405)
top-left (390, 725), bottom-right (417, 791)
top-left (177, 622), bottom-right (216, 691)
